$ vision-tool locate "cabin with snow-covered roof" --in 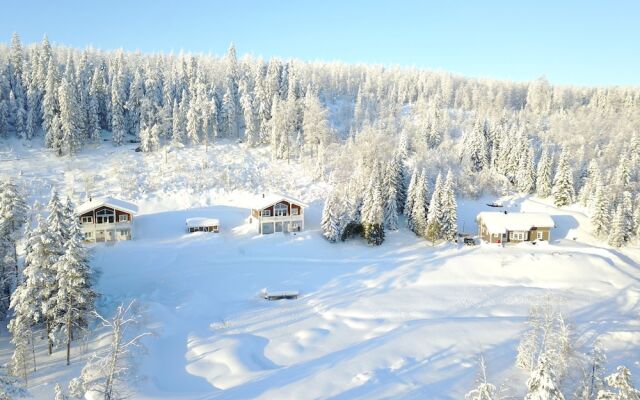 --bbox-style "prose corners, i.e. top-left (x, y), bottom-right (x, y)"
top-left (186, 217), bottom-right (220, 233)
top-left (76, 197), bottom-right (138, 242)
top-left (249, 194), bottom-right (308, 234)
top-left (476, 211), bottom-right (554, 244)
